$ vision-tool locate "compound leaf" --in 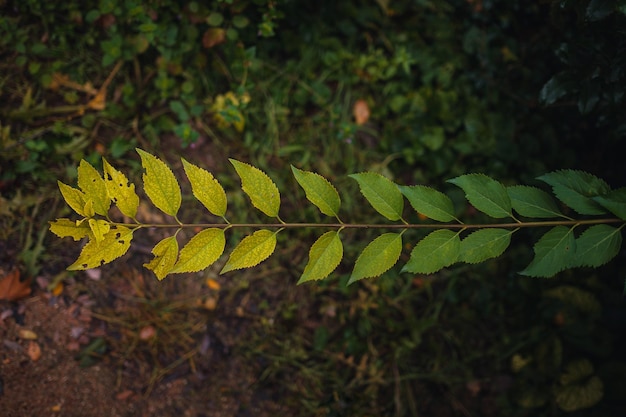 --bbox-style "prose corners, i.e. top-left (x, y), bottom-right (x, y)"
top-left (182, 158), bottom-right (227, 217)
top-left (68, 226), bottom-right (134, 270)
top-left (291, 166), bottom-right (341, 218)
top-left (77, 159), bottom-right (110, 216)
top-left (538, 170), bottom-right (610, 215)
top-left (136, 148), bottom-right (181, 217)
top-left (459, 228), bottom-right (513, 264)
top-left (398, 185), bottom-right (456, 222)
top-left (58, 181), bottom-right (88, 217)
top-left (571, 224), bottom-right (622, 268)
top-left (221, 229), bottom-right (277, 274)
top-left (508, 185), bottom-right (564, 218)
top-left (447, 174), bottom-right (512, 218)
top-left (349, 172), bottom-right (403, 221)
top-left (520, 226), bottom-right (576, 277)
top-left (593, 187), bottom-right (626, 220)
top-left (350, 233), bottom-right (403, 284)
top-left (49, 218), bottom-right (91, 241)
top-left (299, 231), bottom-right (343, 283)
top-left (230, 159), bottom-right (280, 218)
top-left (88, 219), bottom-right (110, 243)
top-left (403, 230), bottom-right (460, 274)
top-left (145, 235), bottom-right (179, 280)
top-left (103, 158), bottom-right (139, 219)
top-left (171, 228), bottom-right (226, 274)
